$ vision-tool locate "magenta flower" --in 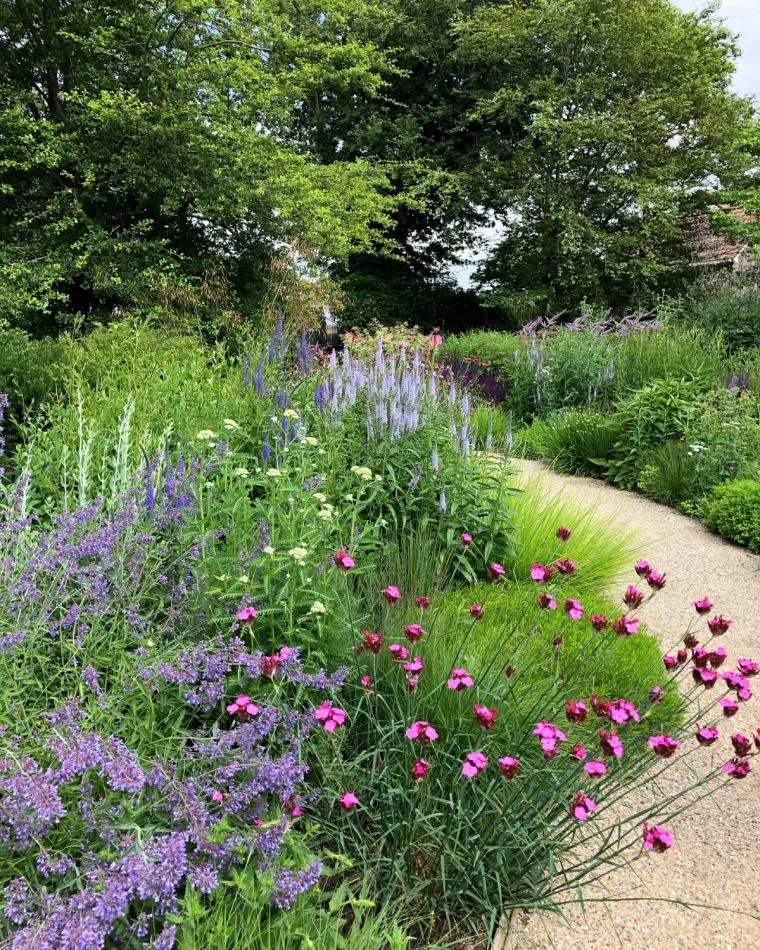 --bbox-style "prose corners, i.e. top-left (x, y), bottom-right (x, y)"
top-left (692, 647), bottom-right (710, 668)
top-left (381, 585), bottom-right (402, 604)
top-left (599, 728), bottom-right (624, 759)
top-left (584, 760), bottom-right (607, 778)
top-left (555, 557), bottom-right (577, 576)
top-left (693, 597), bottom-right (713, 616)
top-left (755, 728), bottom-right (760, 751)
top-left (589, 614), bottom-right (610, 631)
top-left (403, 623), bottom-right (427, 644)
top-left (499, 756), bottom-right (520, 779)
top-left (406, 676), bottom-right (418, 693)
top-left (282, 794), bottom-right (302, 818)
top-left (692, 667), bottom-right (719, 687)
top-left (709, 646), bottom-right (727, 669)
top-left (406, 720), bottom-right (438, 745)
top-left (334, 549), bottom-right (355, 570)
top-left (473, 704), bottom-right (499, 730)
top-left (613, 615), bottom-right (639, 637)
top-left (236, 606), bottom-right (258, 623)
top-left (590, 694), bottom-right (612, 718)
top-left (556, 526), bottom-right (572, 541)
top-left (731, 734), bottom-right (752, 756)
top-left (650, 685), bottom-right (664, 703)
top-left (338, 792), bottom-right (359, 810)
top-left (226, 693), bottom-right (259, 718)
top-left (643, 823), bottom-right (673, 852)
top-left (566, 700), bottom-right (588, 724)
top-left (553, 633), bottom-right (562, 647)
top-left (684, 633), bottom-right (699, 648)
top-left (663, 654), bottom-right (678, 672)
top-left (535, 592), bottom-right (557, 610)
top-left (676, 648), bottom-right (688, 665)
top-left (623, 585), bottom-right (645, 609)
top-left (723, 758), bottom-right (751, 779)
top-left (533, 720), bottom-right (567, 758)
top-left (388, 644), bottom-right (409, 662)
top-left (415, 595), bottom-right (431, 609)
top-left (722, 670), bottom-right (750, 692)
top-left (462, 533), bottom-right (473, 548)
top-left (315, 702), bottom-right (346, 733)
top-left (462, 751), bottom-right (488, 777)
top-left (696, 725), bottom-right (719, 745)
top-left (708, 614), bottom-right (731, 635)
top-left (738, 658), bottom-right (759, 677)
top-left (211, 789), bottom-right (227, 803)
top-left (489, 563), bottom-right (506, 581)
top-left (634, 560), bottom-right (652, 577)
top-left (571, 744), bottom-right (587, 760)
top-left (530, 563), bottom-right (554, 583)
top-left (403, 656), bottom-right (424, 675)
top-left (360, 675), bottom-right (373, 691)
top-left (571, 792), bottom-right (597, 821)
top-left (362, 630), bottom-right (384, 654)
top-left (447, 668), bottom-right (474, 691)
top-left (719, 697), bottom-right (740, 716)
top-left (648, 735), bottom-right (680, 758)
top-left (504, 664), bottom-right (516, 679)
top-left (608, 699), bottom-right (640, 724)
top-left (646, 571), bottom-right (667, 591)
top-left (410, 758), bottom-right (430, 782)
top-left (565, 598), bottom-right (583, 621)
top-left (469, 604), bottom-right (485, 620)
